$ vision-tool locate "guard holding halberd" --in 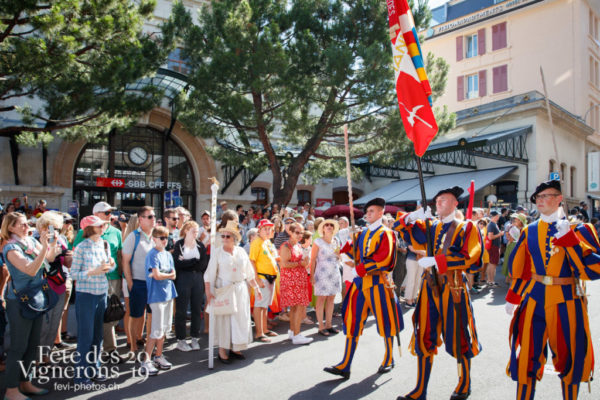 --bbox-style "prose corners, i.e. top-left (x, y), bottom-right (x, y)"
top-left (323, 197), bottom-right (403, 380)
top-left (394, 186), bottom-right (483, 400)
